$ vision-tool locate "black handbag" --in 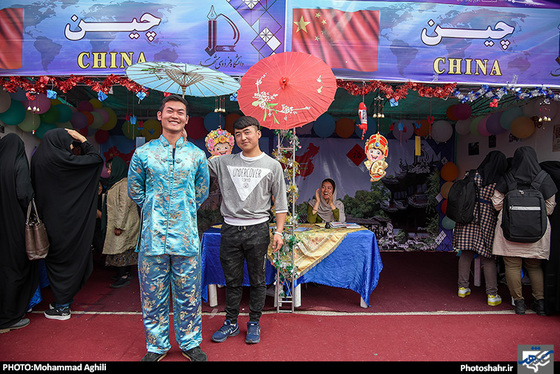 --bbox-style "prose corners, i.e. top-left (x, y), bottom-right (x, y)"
top-left (25, 199), bottom-right (49, 260)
